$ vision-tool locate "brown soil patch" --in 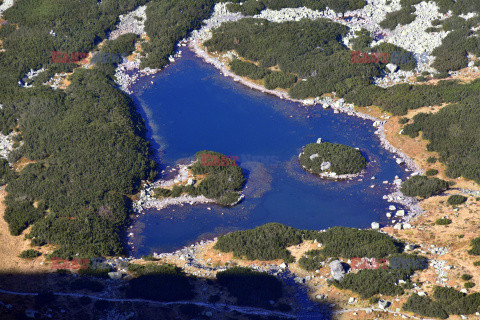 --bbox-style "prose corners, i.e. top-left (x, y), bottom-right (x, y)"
top-left (0, 189), bottom-right (51, 273)
top-left (12, 157), bottom-right (37, 172)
